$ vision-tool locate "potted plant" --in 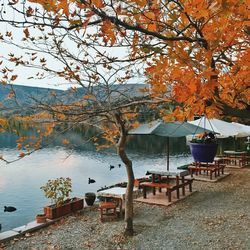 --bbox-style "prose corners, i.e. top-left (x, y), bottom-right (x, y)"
top-left (189, 132), bottom-right (218, 163)
top-left (85, 192), bottom-right (96, 206)
top-left (41, 177), bottom-right (73, 219)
